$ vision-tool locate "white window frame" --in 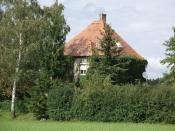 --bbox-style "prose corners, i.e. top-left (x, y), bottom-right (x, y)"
top-left (80, 58), bottom-right (89, 76)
